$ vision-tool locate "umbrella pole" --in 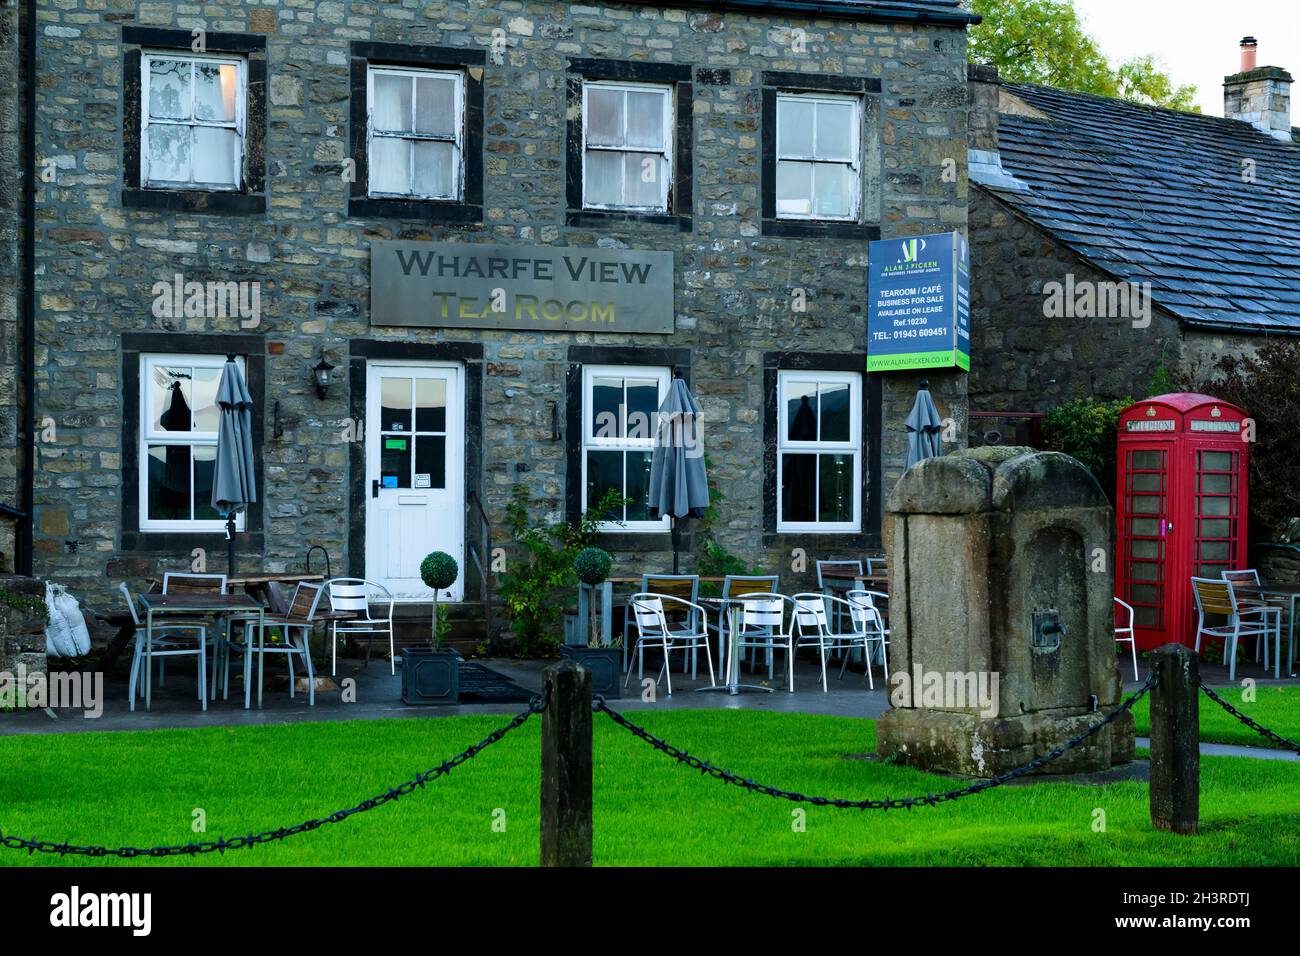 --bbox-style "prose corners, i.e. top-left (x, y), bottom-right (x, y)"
top-left (226, 512), bottom-right (236, 575)
top-left (671, 516), bottom-right (680, 575)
